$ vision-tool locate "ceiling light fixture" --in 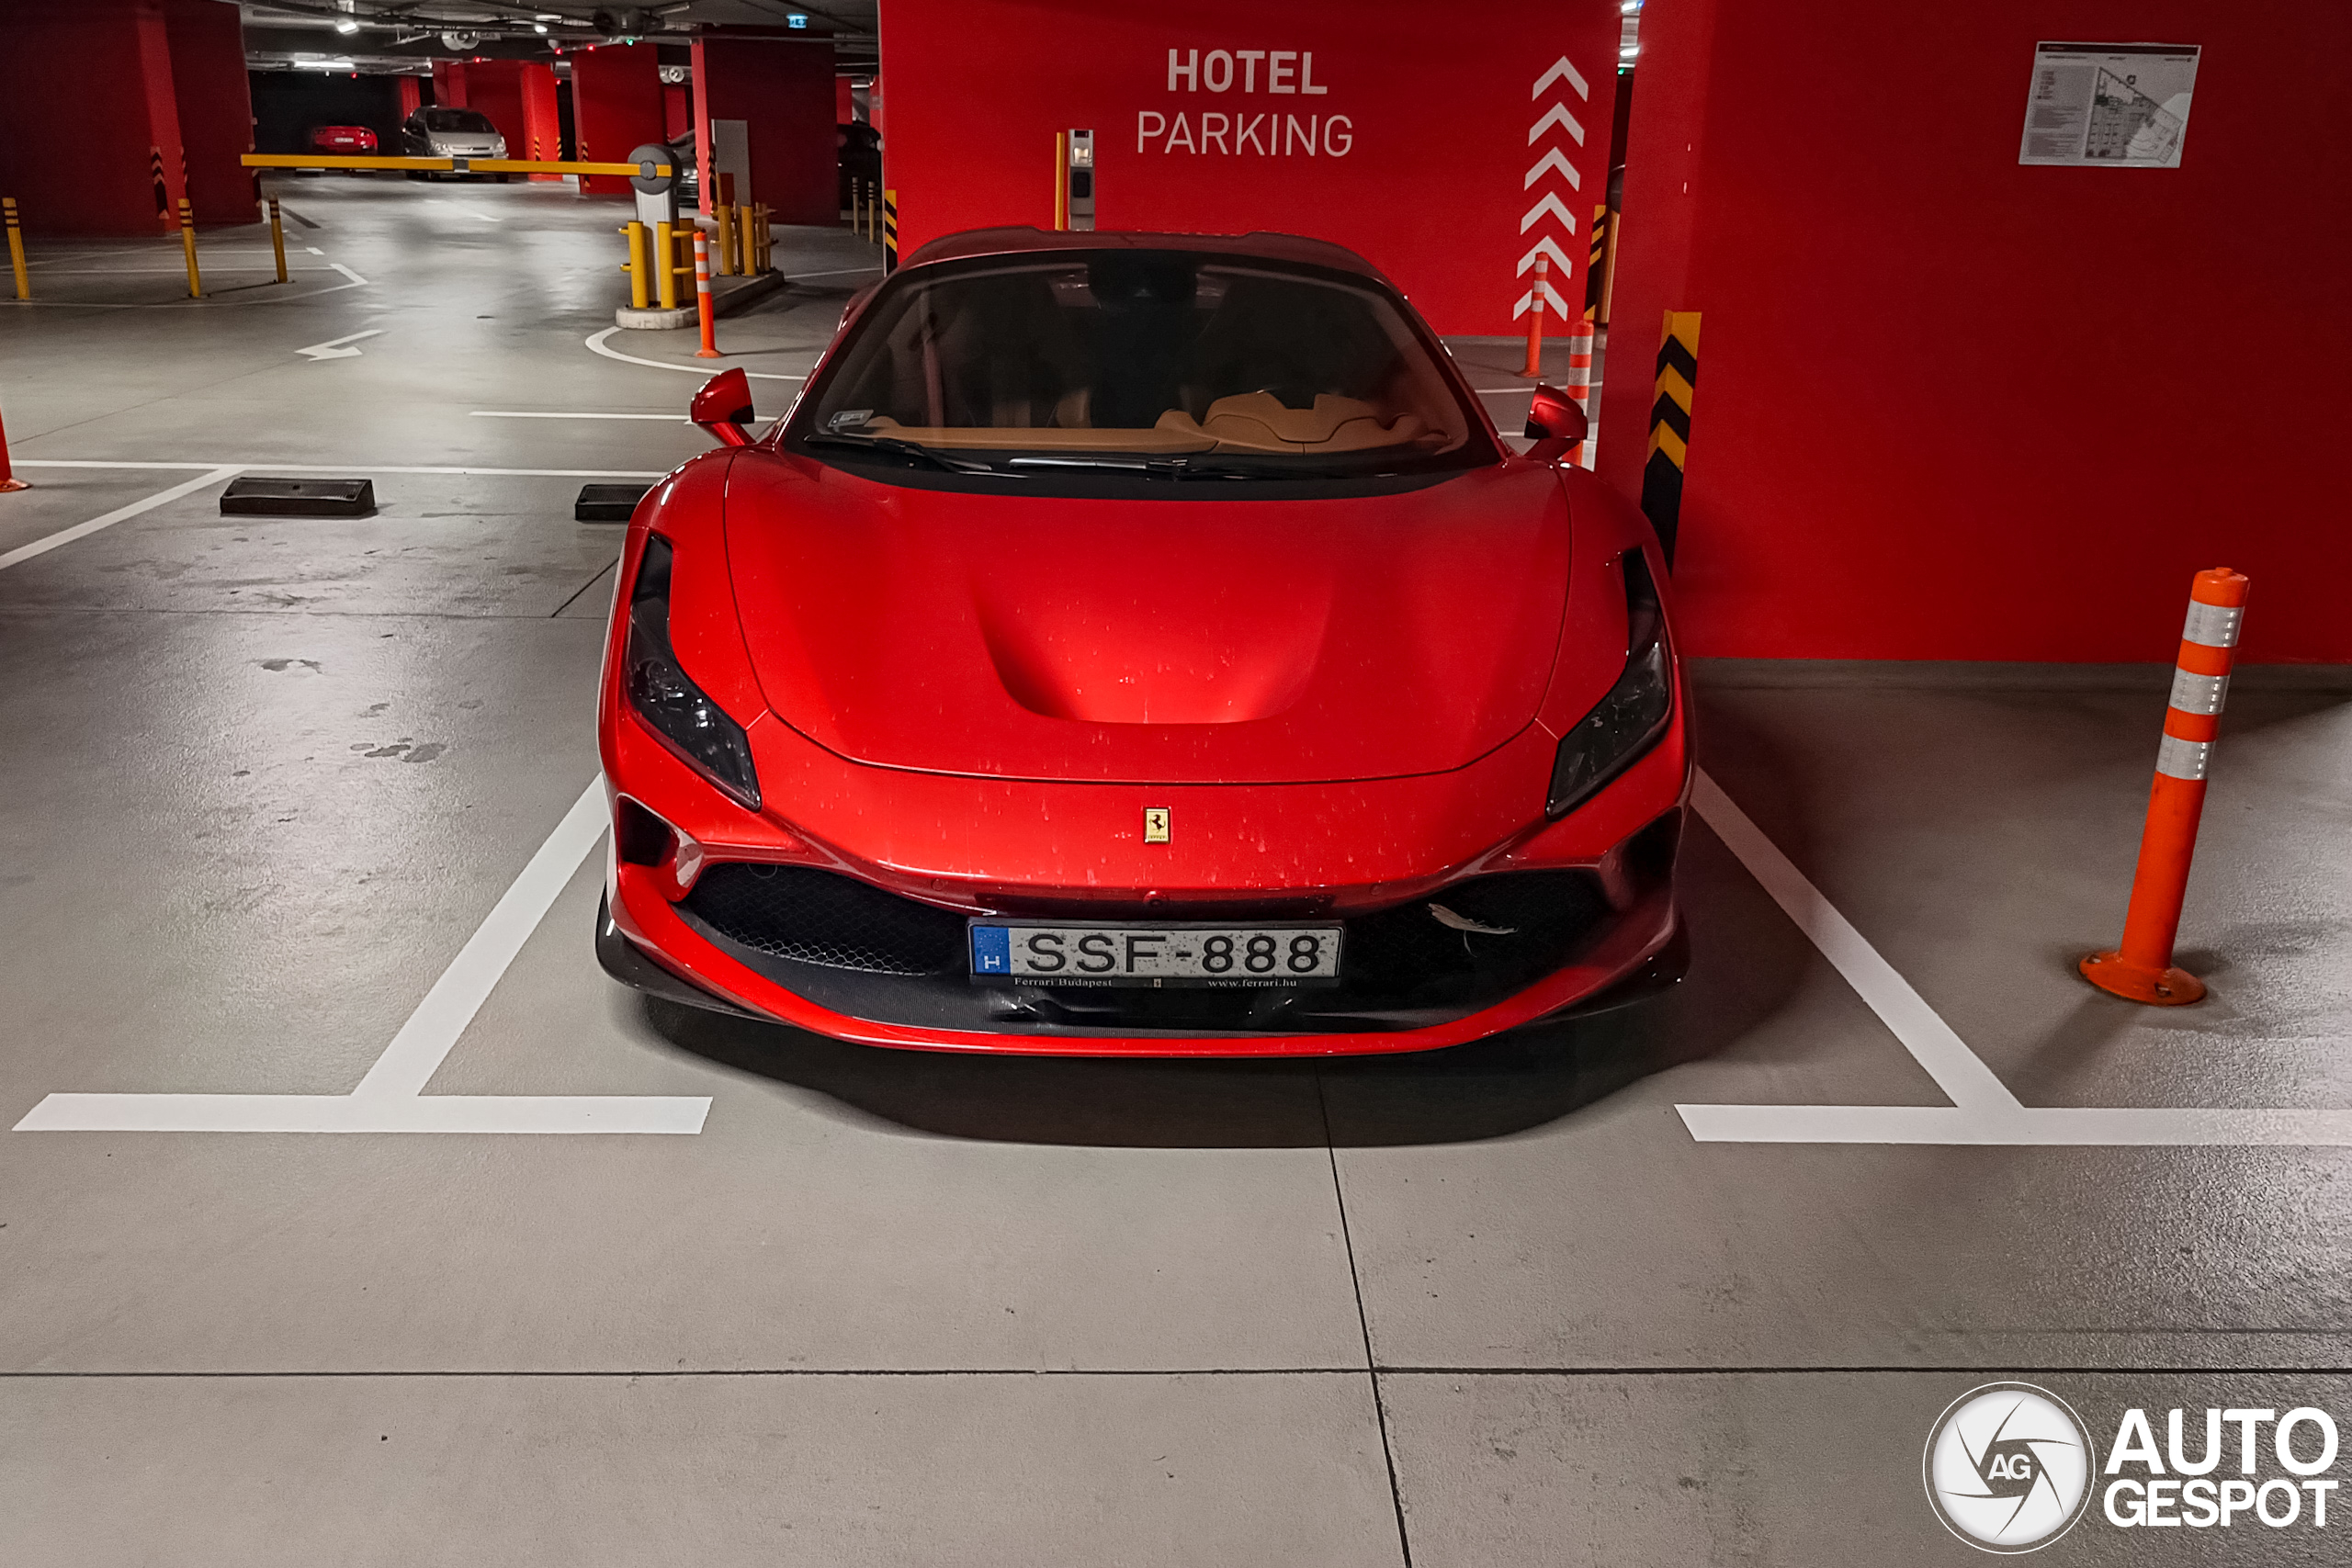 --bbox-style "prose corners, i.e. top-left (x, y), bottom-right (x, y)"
top-left (334, 17), bottom-right (358, 32)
